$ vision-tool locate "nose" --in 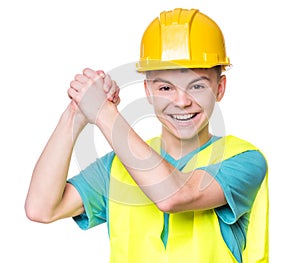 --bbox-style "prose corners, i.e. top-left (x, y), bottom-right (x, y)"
top-left (174, 89), bottom-right (192, 108)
